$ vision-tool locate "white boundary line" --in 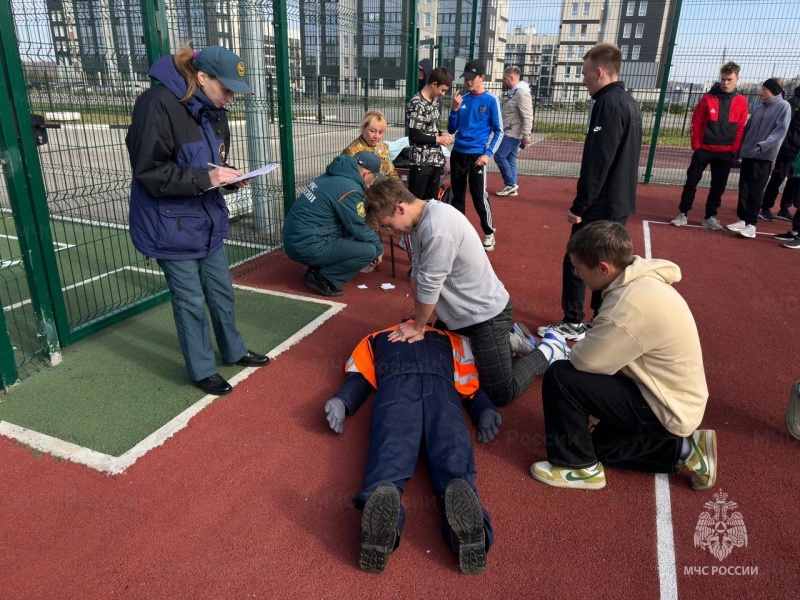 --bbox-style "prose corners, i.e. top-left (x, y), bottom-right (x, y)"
top-left (644, 220), bottom-right (678, 600)
top-left (0, 286), bottom-right (345, 475)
